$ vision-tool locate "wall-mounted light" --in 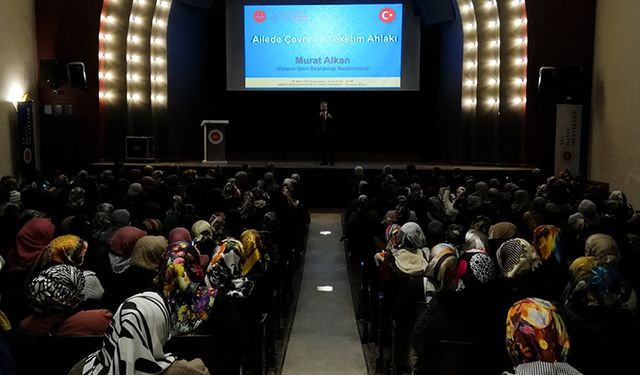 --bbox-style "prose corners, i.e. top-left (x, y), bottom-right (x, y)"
top-left (6, 83), bottom-right (28, 110)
